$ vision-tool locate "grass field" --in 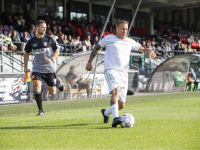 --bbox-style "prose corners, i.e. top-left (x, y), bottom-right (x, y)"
top-left (0, 92), bottom-right (200, 150)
